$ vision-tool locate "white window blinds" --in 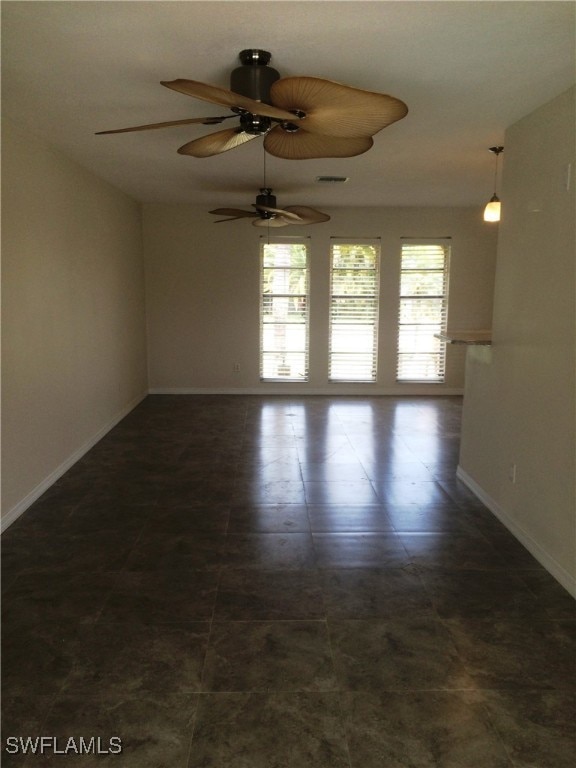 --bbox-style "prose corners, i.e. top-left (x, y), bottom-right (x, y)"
top-left (397, 240), bottom-right (450, 382)
top-left (329, 240), bottom-right (380, 382)
top-left (260, 239), bottom-right (310, 381)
